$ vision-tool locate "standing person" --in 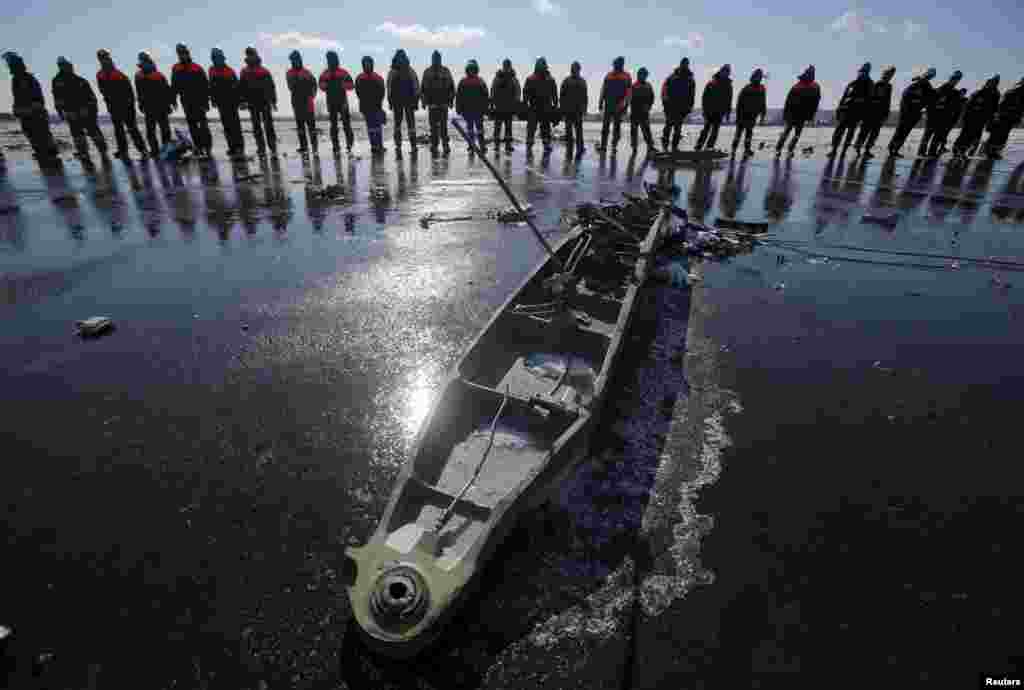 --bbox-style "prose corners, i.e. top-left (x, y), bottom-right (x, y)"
top-left (597, 56), bottom-right (631, 153)
top-left (319, 50), bottom-right (355, 154)
top-left (286, 50), bottom-right (318, 155)
top-left (888, 67), bottom-right (936, 158)
top-left (490, 58), bottom-right (521, 153)
top-left (661, 57), bottom-right (696, 152)
top-left (421, 50), bottom-right (455, 155)
top-left (952, 75), bottom-right (1000, 160)
top-left (456, 60), bottom-right (490, 152)
top-left (983, 77), bottom-right (1024, 160)
top-left (386, 49), bottom-right (419, 156)
top-left (560, 61), bottom-right (588, 156)
top-left (355, 56), bottom-right (387, 155)
top-left (135, 52), bottom-right (174, 157)
top-left (239, 47), bottom-right (278, 155)
top-left (731, 68), bottom-right (767, 157)
top-left (776, 66), bottom-right (821, 157)
top-left (523, 57), bottom-right (558, 152)
top-left (828, 62), bottom-right (873, 158)
top-left (853, 65), bottom-right (895, 159)
top-left (208, 48), bottom-right (245, 157)
top-left (171, 44), bottom-right (213, 157)
top-left (695, 64), bottom-right (733, 151)
top-left (3, 52), bottom-right (59, 160)
top-left (919, 70), bottom-right (963, 157)
top-left (96, 49), bottom-right (149, 159)
top-left (52, 56), bottom-right (107, 158)
top-left (629, 67), bottom-right (656, 154)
